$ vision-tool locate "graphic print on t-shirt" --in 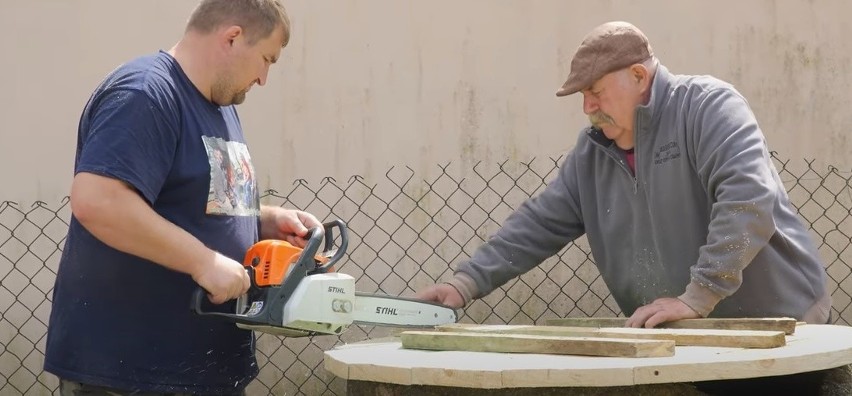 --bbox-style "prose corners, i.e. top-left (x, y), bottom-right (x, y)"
top-left (202, 136), bottom-right (259, 216)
